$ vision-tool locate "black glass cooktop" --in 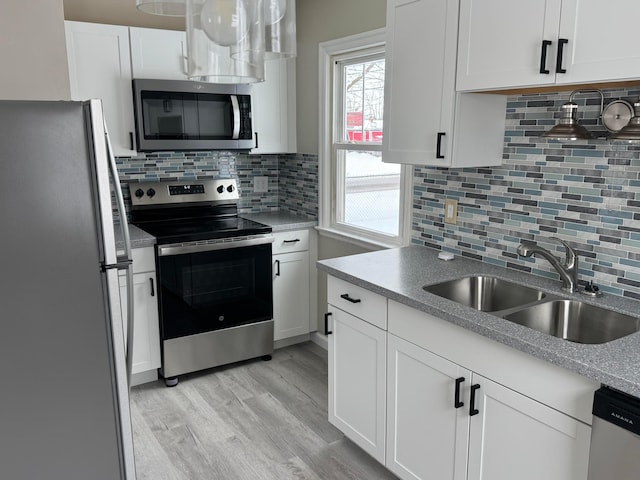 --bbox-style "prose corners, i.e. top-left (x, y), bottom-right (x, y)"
top-left (132, 203), bottom-right (271, 244)
top-left (132, 210), bottom-right (271, 245)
